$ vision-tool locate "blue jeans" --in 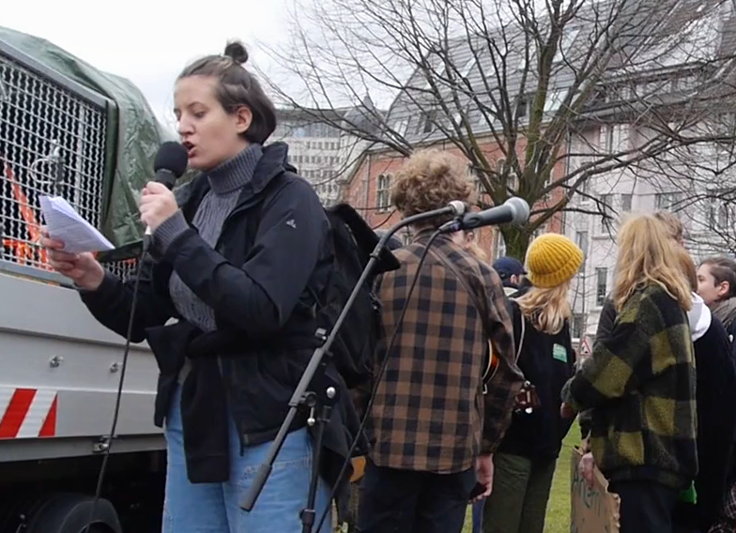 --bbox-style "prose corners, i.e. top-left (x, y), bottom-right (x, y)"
top-left (163, 386), bottom-right (331, 532)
